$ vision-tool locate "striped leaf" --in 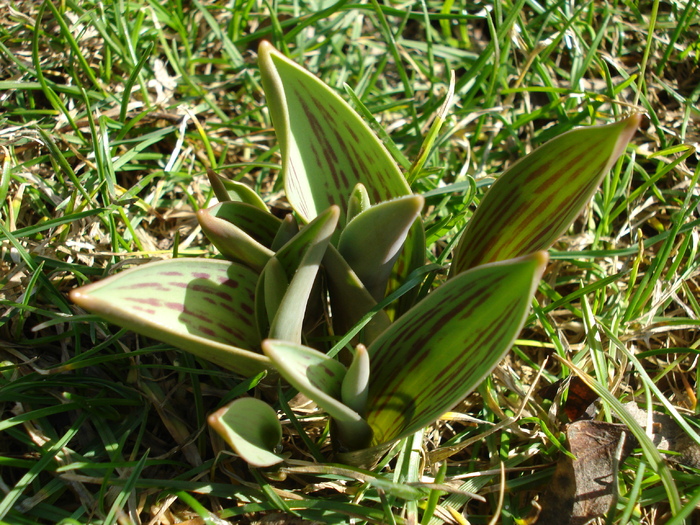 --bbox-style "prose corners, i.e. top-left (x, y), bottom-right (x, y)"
top-left (208, 397), bottom-right (284, 467)
top-left (258, 42), bottom-right (426, 312)
top-left (69, 259), bottom-right (271, 377)
top-left (258, 41), bottom-right (411, 225)
top-left (450, 115), bottom-right (641, 275)
top-left (364, 252), bottom-right (548, 445)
